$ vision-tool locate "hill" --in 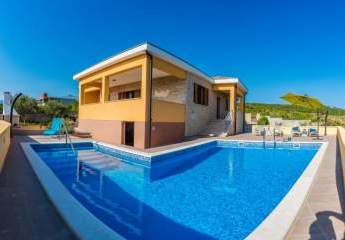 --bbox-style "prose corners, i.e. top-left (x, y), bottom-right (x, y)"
top-left (246, 103), bottom-right (345, 126)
